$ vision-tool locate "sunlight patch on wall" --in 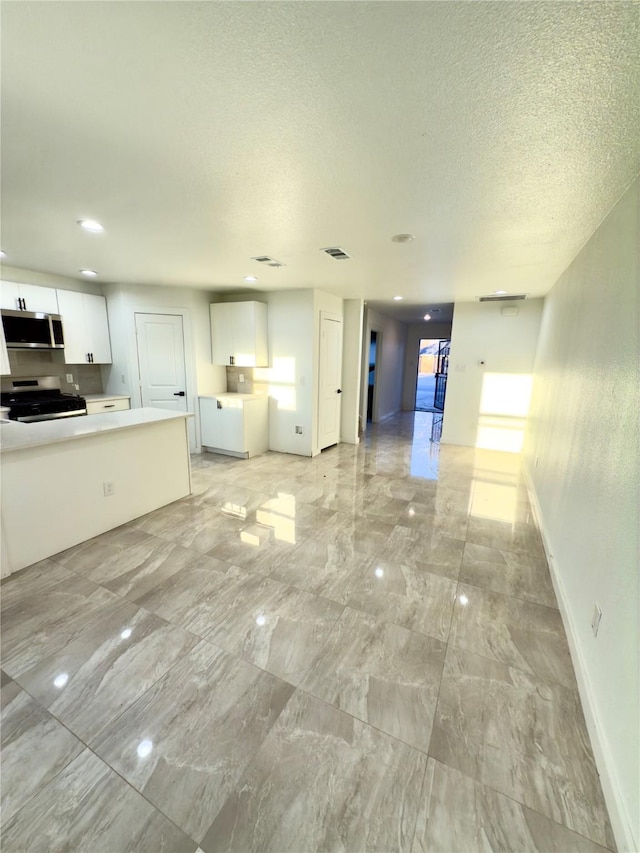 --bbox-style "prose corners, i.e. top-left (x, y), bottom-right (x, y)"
top-left (475, 373), bottom-right (533, 453)
top-left (257, 357), bottom-right (297, 411)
